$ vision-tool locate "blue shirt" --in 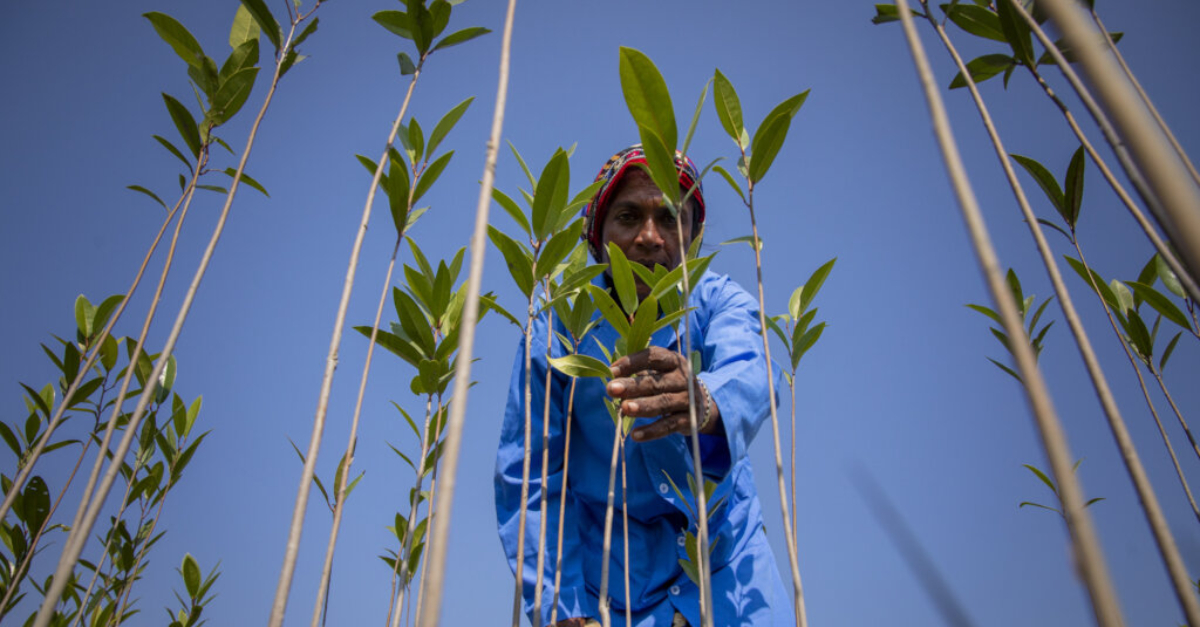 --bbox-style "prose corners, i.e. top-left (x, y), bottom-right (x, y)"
top-left (495, 270), bottom-right (793, 627)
